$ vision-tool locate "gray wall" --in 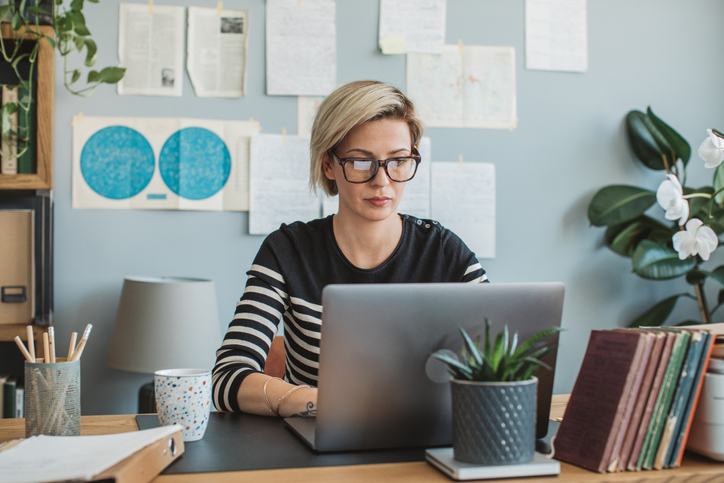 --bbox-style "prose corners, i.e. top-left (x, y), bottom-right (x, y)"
top-left (52, 0), bottom-right (724, 414)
